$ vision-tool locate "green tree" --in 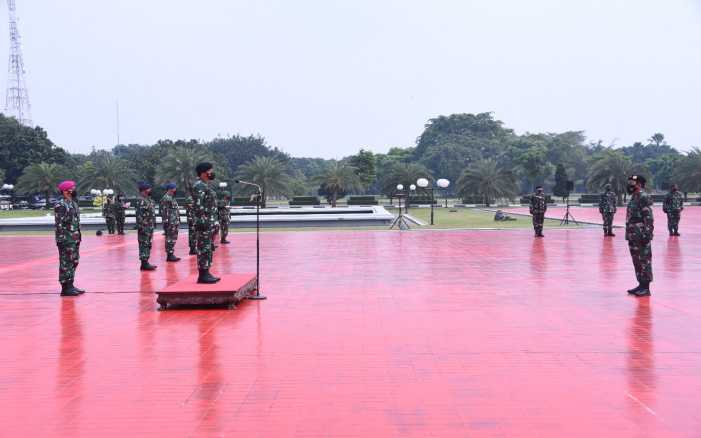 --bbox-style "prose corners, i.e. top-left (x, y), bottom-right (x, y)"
top-left (0, 114), bottom-right (68, 183)
top-left (15, 162), bottom-right (67, 208)
top-left (313, 162), bottom-right (363, 207)
top-left (78, 152), bottom-right (137, 194)
top-left (378, 162), bottom-right (432, 199)
top-left (155, 146), bottom-right (215, 193)
top-left (348, 149), bottom-right (376, 191)
top-left (235, 156), bottom-right (291, 207)
top-left (516, 146), bottom-right (554, 189)
top-left (552, 164), bottom-right (569, 200)
top-left (674, 148), bottom-right (701, 192)
top-left (0, 168), bottom-right (5, 185)
top-left (587, 149), bottom-right (649, 205)
top-left (208, 135), bottom-right (288, 176)
top-left (456, 159), bottom-right (518, 207)
top-left (649, 133), bottom-right (665, 147)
